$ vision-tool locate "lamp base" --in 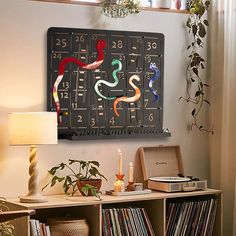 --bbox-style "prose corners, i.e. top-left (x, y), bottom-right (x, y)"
top-left (20, 193), bottom-right (47, 203)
